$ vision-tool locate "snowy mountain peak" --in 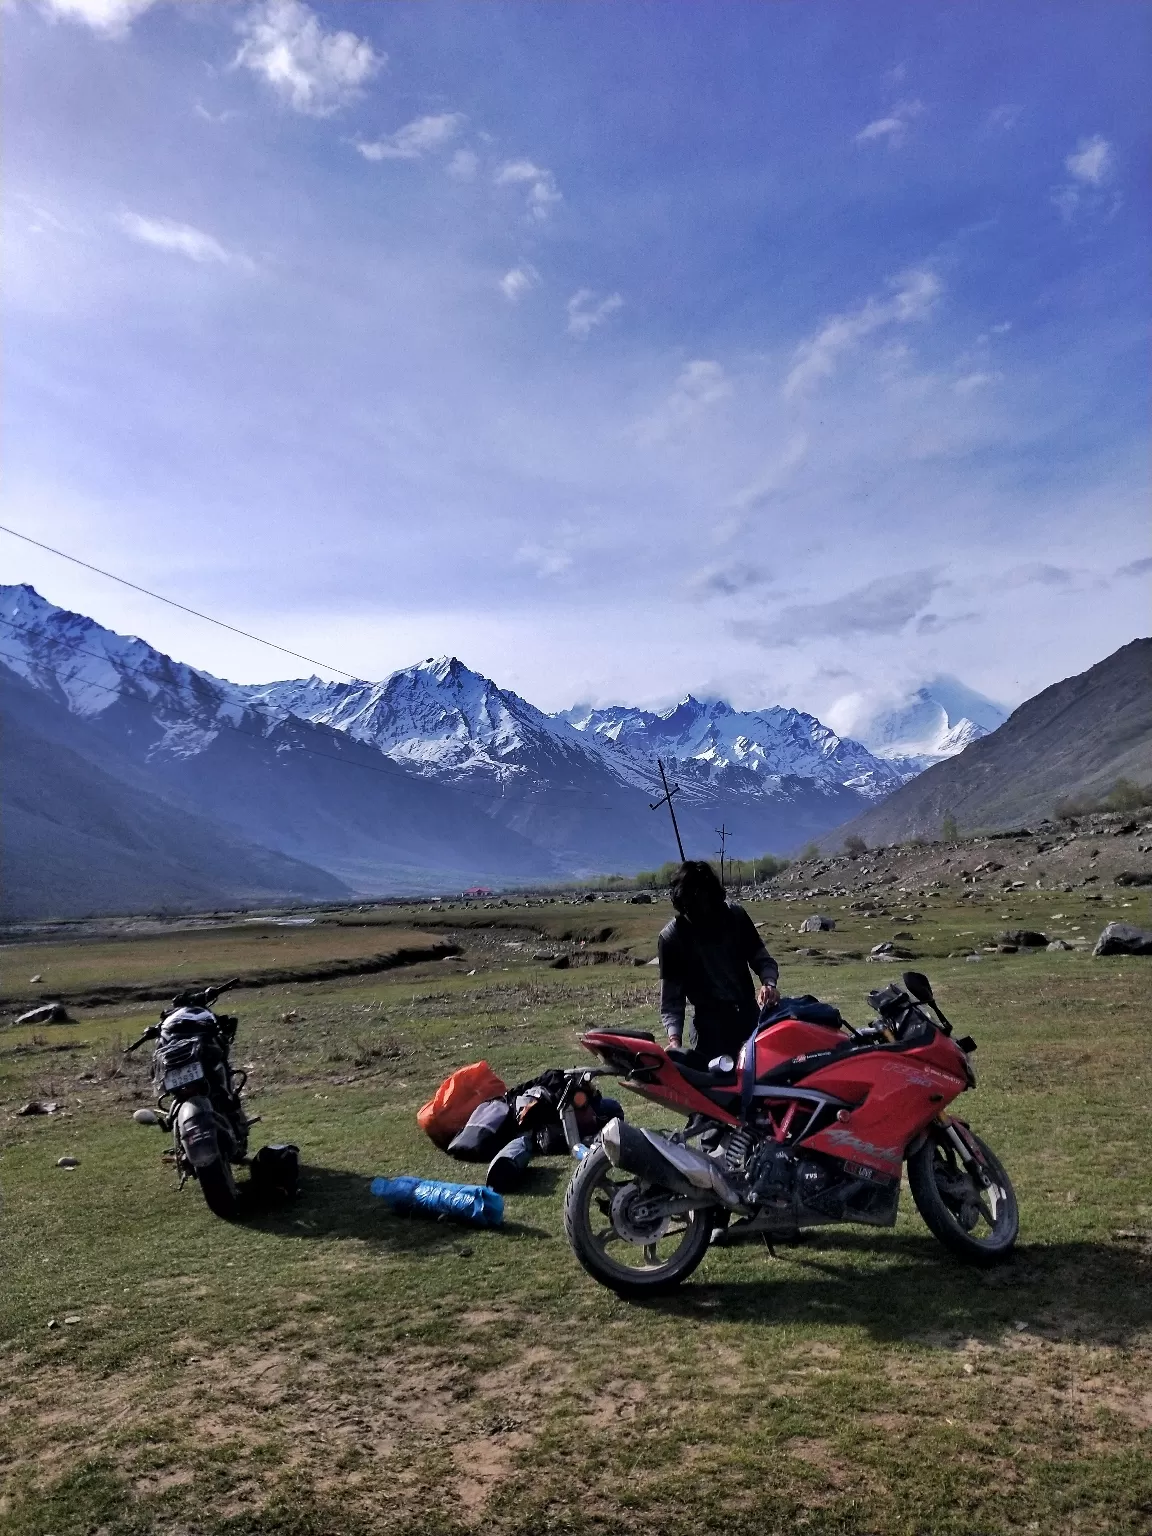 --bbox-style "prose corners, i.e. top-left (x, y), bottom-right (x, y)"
top-left (834, 676), bottom-right (1008, 762)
